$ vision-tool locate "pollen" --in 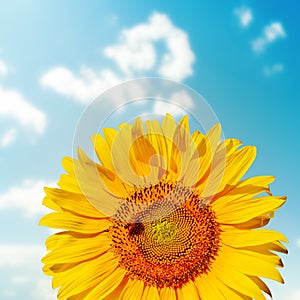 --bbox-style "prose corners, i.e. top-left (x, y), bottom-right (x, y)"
top-left (109, 180), bottom-right (221, 289)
